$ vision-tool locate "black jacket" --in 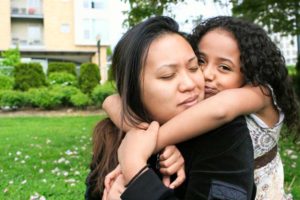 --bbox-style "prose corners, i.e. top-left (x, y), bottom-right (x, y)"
top-left (121, 117), bottom-right (256, 200)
